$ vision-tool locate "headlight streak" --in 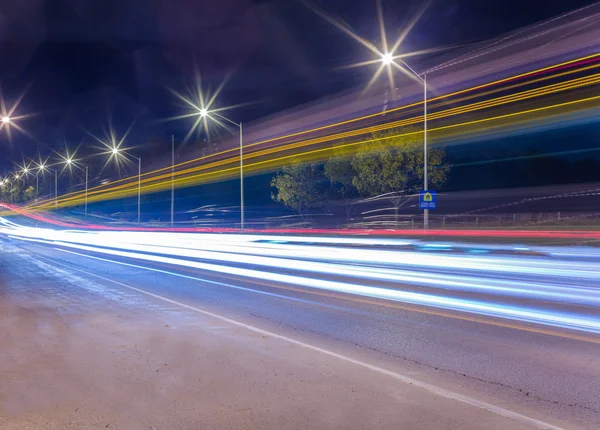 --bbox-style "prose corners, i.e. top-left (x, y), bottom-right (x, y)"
top-left (3, 205), bottom-right (600, 240)
top-left (5, 225), bottom-right (599, 280)
top-left (2, 220), bottom-right (600, 336)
